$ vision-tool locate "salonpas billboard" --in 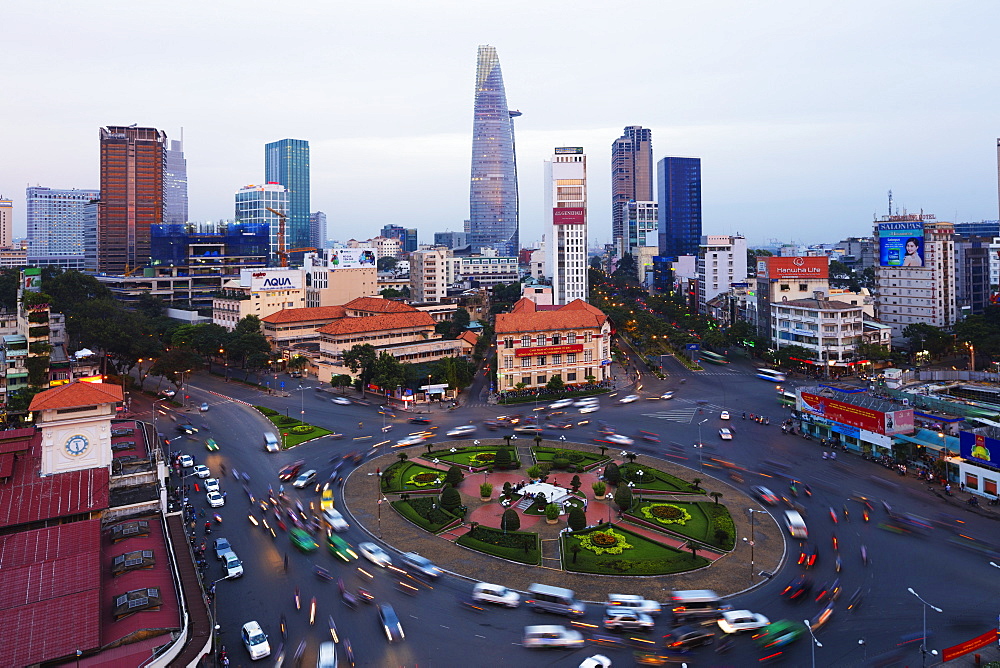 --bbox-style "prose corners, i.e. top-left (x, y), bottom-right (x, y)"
top-left (241, 269), bottom-right (304, 291)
